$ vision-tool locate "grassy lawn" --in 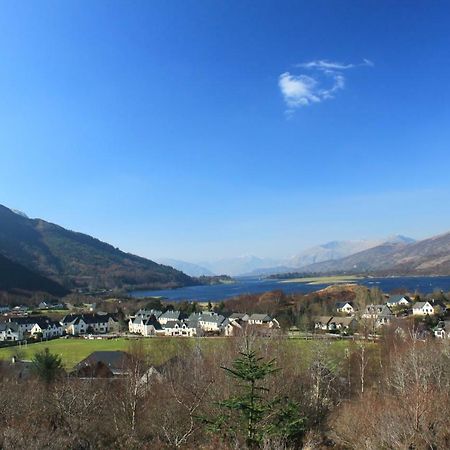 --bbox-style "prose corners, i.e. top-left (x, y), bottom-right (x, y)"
top-left (0, 336), bottom-right (369, 370)
top-left (0, 337), bottom-right (187, 369)
top-left (279, 275), bottom-right (362, 285)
